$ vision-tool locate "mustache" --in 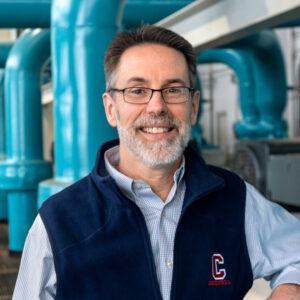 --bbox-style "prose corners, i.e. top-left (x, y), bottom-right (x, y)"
top-left (133, 113), bottom-right (180, 128)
